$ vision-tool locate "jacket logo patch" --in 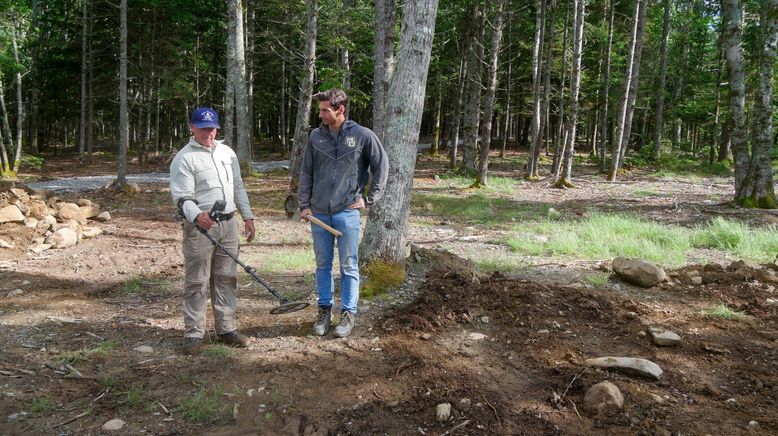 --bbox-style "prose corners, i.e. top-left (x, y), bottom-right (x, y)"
top-left (346, 137), bottom-right (356, 148)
